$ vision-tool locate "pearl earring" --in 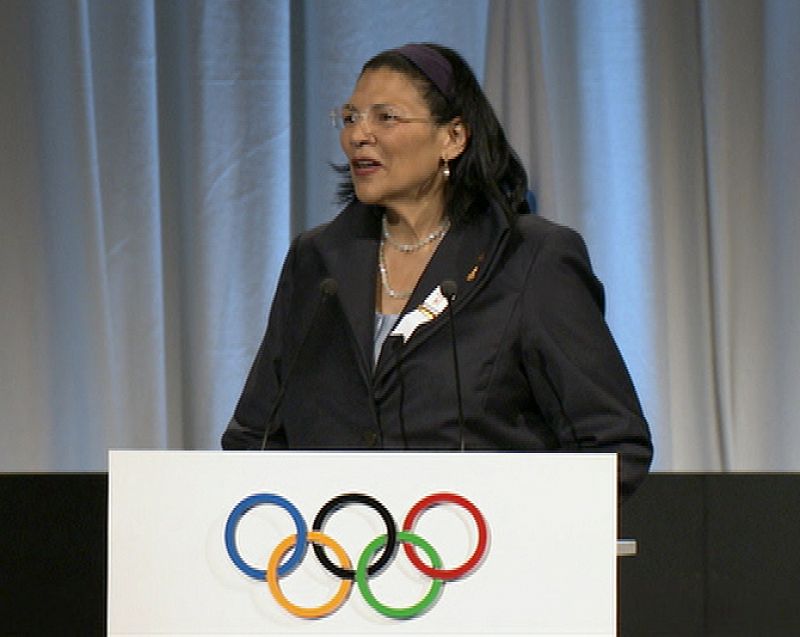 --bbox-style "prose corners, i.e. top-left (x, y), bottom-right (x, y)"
top-left (442, 158), bottom-right (450, 178)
